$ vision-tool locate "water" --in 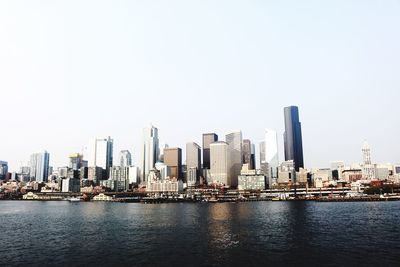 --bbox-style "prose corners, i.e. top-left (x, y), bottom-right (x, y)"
top-left (0, 201), bottom-right (399, 267)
